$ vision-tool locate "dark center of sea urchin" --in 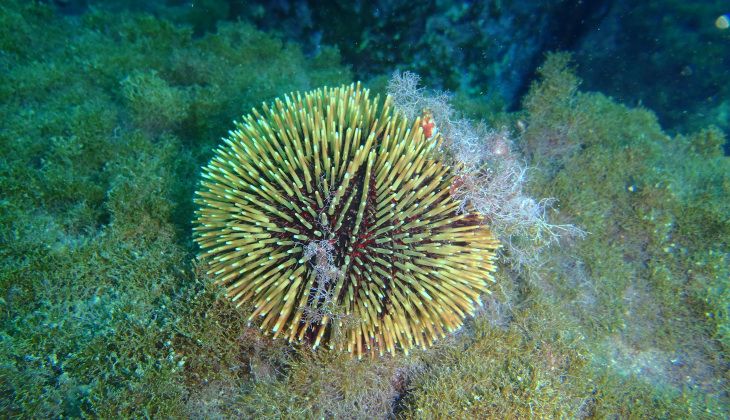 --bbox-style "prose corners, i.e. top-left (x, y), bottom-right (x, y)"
top-left (193, 83), bottom-right (500, 357)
